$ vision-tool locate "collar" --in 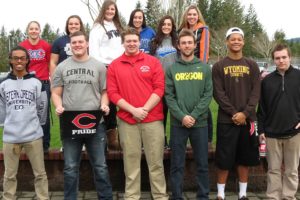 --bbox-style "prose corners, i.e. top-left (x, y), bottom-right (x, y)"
top-left (7, 72), bottom-right (34, 80)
